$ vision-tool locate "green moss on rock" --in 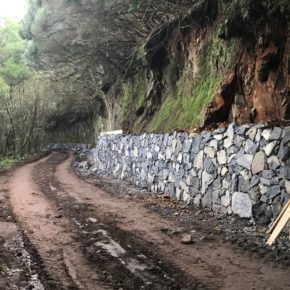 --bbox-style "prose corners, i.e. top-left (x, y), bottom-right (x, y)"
top-left (121, 69), bottom-right (147, 122)
top-left (148, 33), bottom-right (236, 132)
